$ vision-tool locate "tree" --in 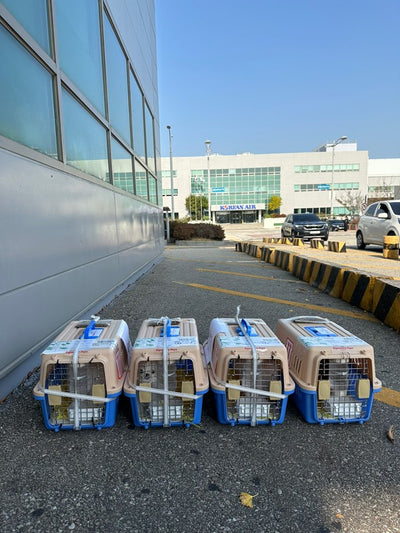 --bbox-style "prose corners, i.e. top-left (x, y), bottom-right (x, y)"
top-left (268, 195), bottom-right (282, 214)
top-left (185, 194), bottom-right (208, 220)
top-left (336, 191), bottom-right (364, 217)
